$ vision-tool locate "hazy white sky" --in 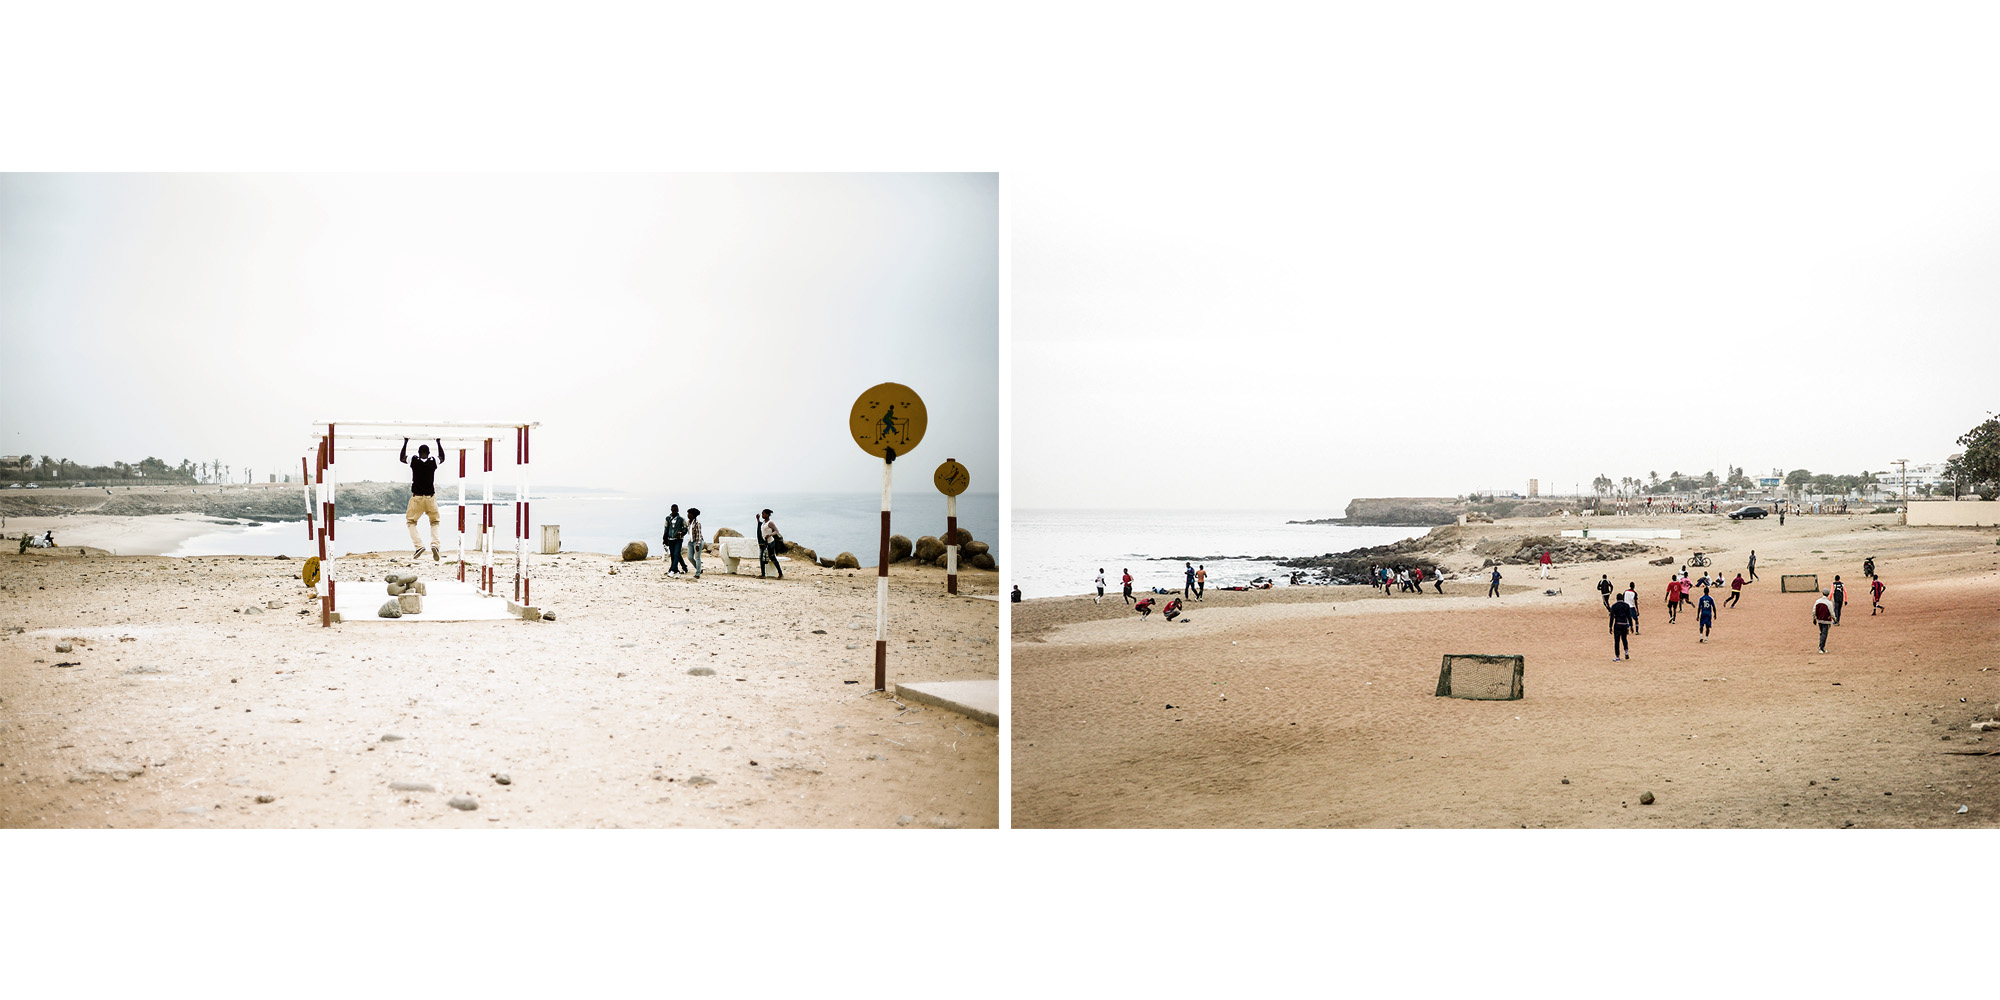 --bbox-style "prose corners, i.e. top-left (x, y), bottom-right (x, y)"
top-left (0, 173), bottom-right (996, 494)
top-left (1014, 9), bottom-right (2000, 510)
